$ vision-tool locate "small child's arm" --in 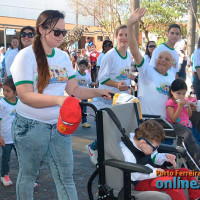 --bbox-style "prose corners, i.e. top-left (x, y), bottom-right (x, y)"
top-left (0, 121), bottom-right (5, 146)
